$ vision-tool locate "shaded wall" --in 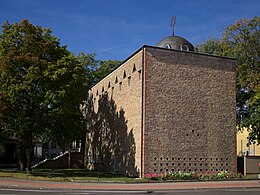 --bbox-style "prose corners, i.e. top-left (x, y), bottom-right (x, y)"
top-left (237, 156), bottom-right (260, 175)
top-left (86, 50), bottom-right (143, 176)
